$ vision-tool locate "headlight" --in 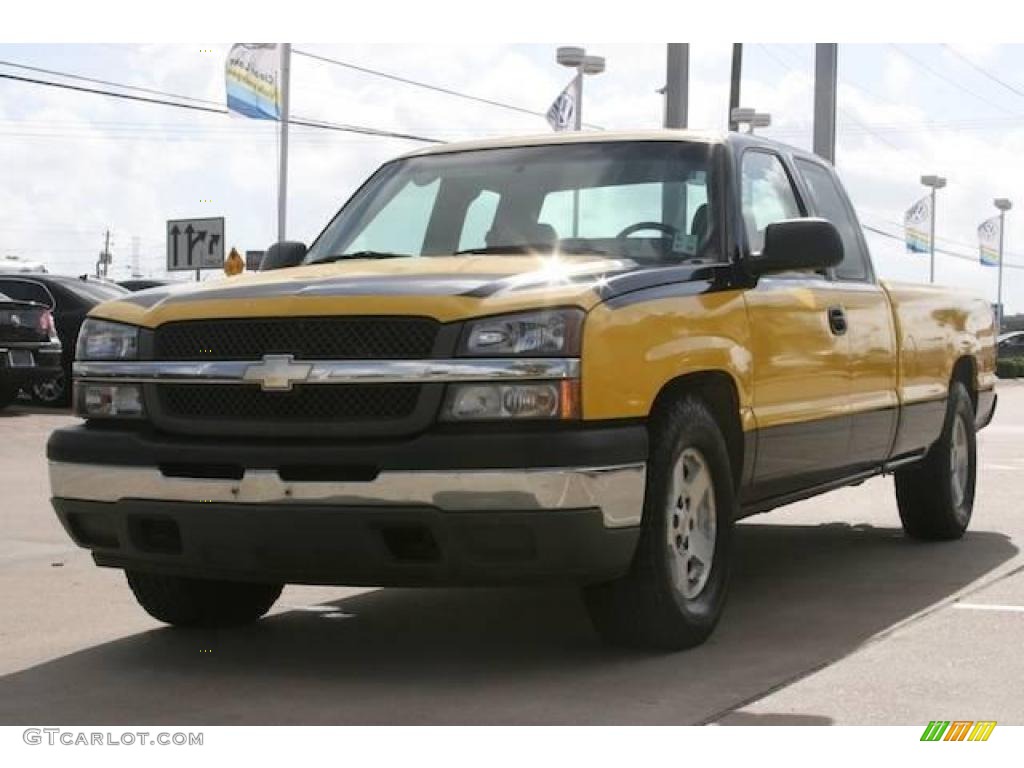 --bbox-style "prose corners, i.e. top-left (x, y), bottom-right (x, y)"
top-left (442, 380), bottom-right (580, 421)
top-left (460, 309), bottom-right (583, 356)
top-left (76, 319), bottom-right (140, 360)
